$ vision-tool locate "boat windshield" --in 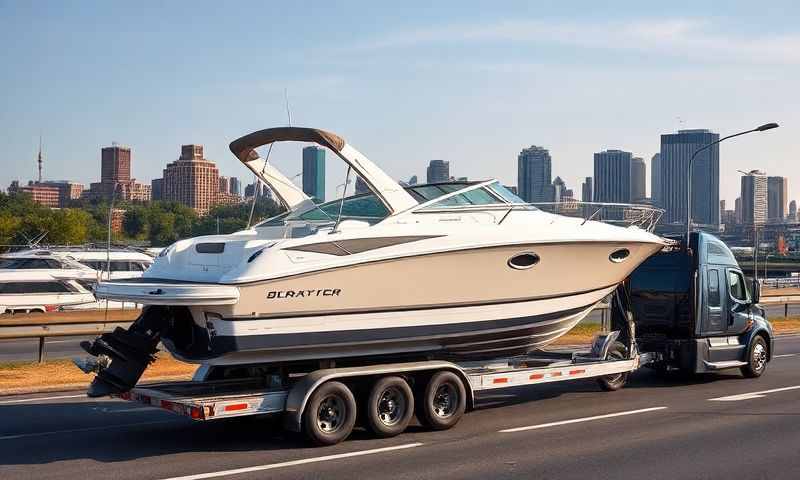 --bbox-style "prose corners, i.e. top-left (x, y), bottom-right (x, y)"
top-left (256, 181), bottom-right (481, 227)
top-left (415, 181), bottom-right (532, 210)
